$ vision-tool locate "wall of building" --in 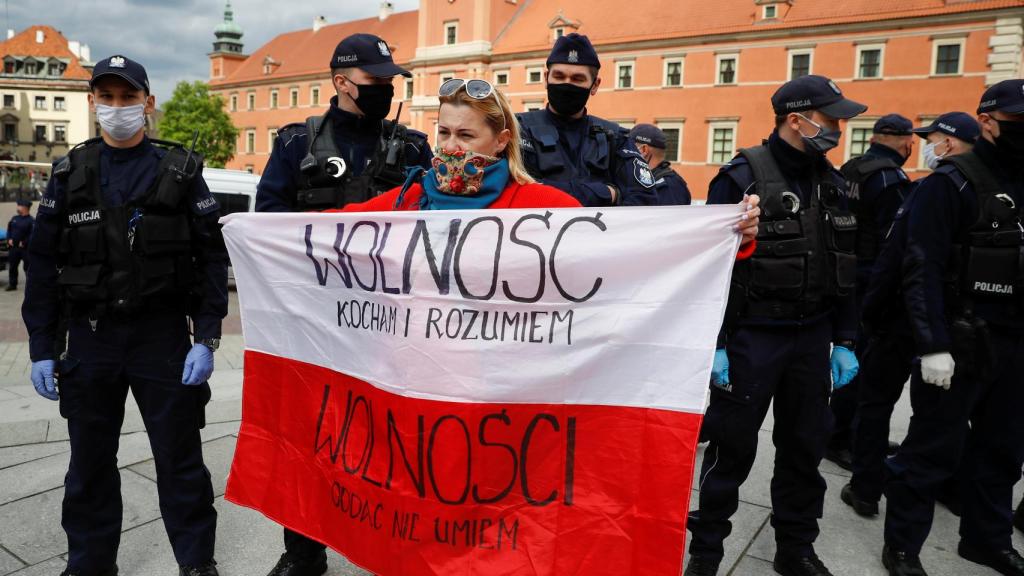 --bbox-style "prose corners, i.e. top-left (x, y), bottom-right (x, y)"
top-left (0, 84), bottom-right (92, 162)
